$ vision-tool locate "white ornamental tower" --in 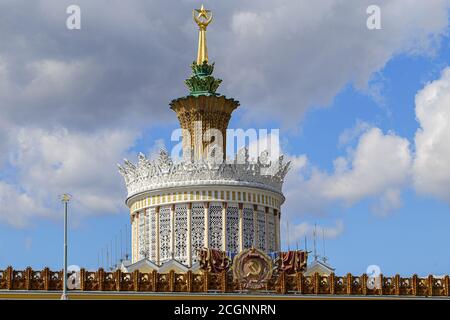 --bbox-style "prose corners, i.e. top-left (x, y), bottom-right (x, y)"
top-left (118, 6), bottom-right (290, 267)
